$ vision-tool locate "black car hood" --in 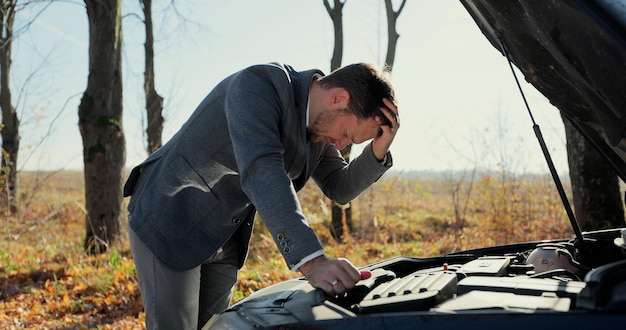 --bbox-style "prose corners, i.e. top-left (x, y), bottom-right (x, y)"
top-left (460, 0), bottom-right (626, 181)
